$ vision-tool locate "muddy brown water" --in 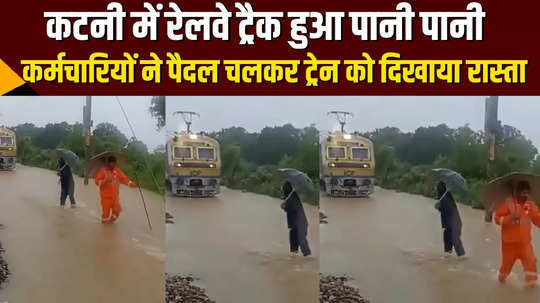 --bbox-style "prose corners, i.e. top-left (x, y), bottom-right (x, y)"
top-left (0, 165), bottom-right (164, 303)
top-left (166, 187), bottom-right (319, 303)
top-left (320, 187), bottom-right (540, 303)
